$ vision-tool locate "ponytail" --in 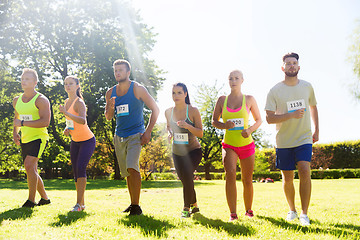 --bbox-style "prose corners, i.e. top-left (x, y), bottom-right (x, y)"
top-left (65, 75), bottom-right (83, 99)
